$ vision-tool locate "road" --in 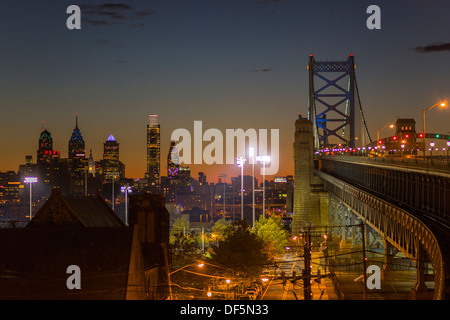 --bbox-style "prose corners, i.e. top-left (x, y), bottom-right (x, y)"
top-left (261, 250), bottom-right (304, 300)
